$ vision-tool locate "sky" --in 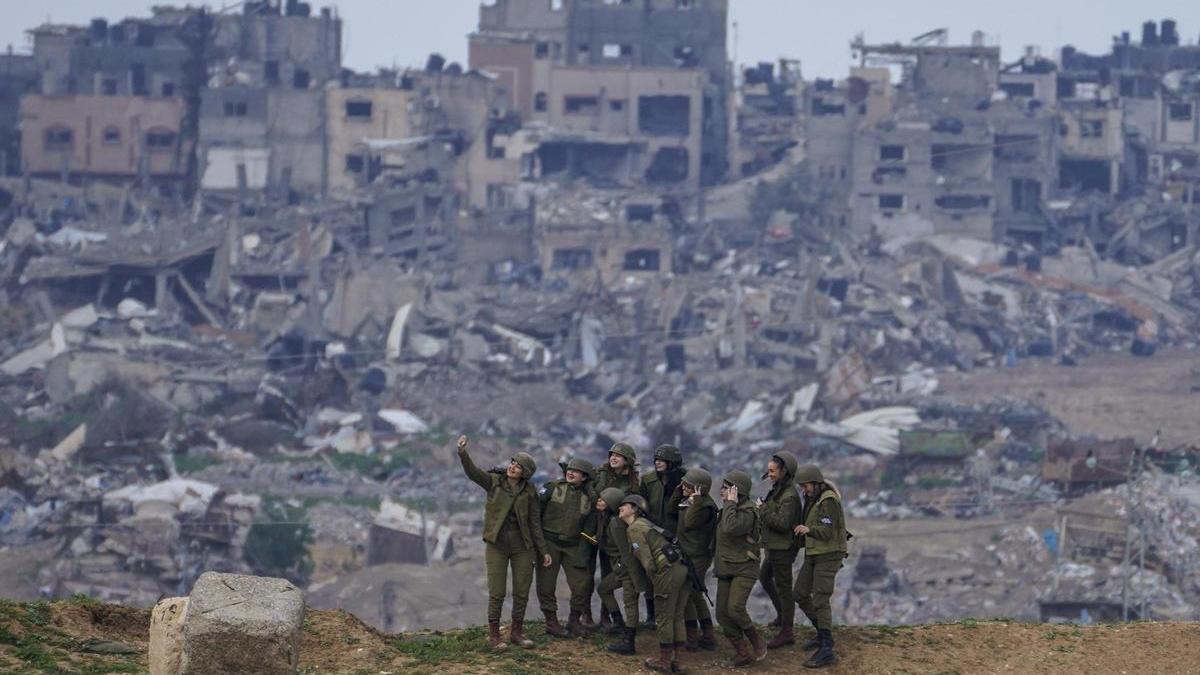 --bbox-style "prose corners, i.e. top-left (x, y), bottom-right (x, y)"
top-left (4, 1), bottom-right (1200, 79)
